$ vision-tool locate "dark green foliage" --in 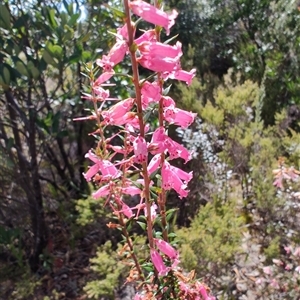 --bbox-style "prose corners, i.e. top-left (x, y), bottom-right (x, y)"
top-left (0, 0), bottom-right (121, 276)
top-left (166, 0), bottom-right (300, 125)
